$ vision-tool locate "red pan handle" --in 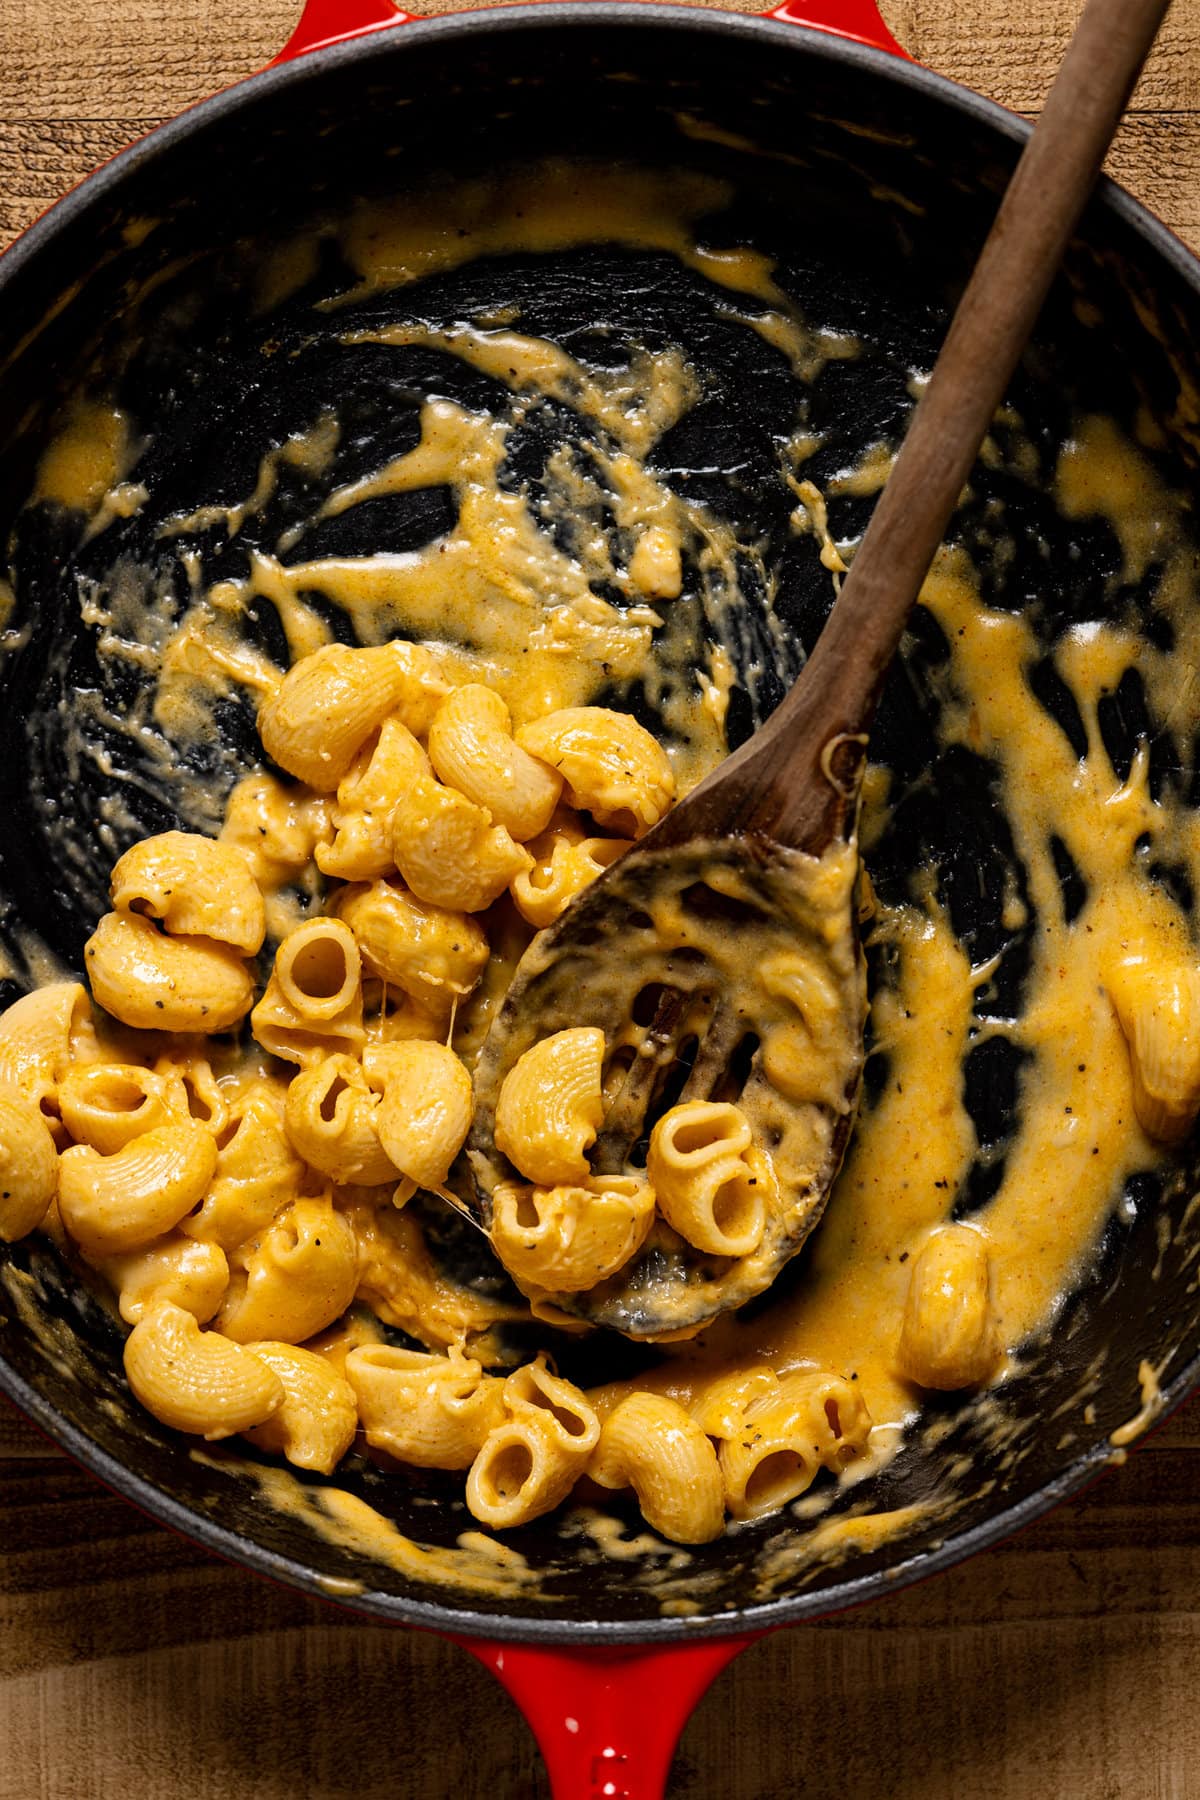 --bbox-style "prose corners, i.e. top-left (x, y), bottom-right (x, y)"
top-left (453, 1634), bottom-right (756, 1799)
top-left (273, 0), bottom-right (908, 66)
